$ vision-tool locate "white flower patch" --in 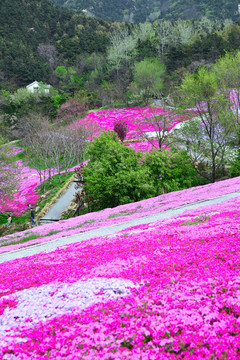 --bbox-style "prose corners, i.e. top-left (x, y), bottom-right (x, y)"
top-left (0, 277), bottom-right (137, 347)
